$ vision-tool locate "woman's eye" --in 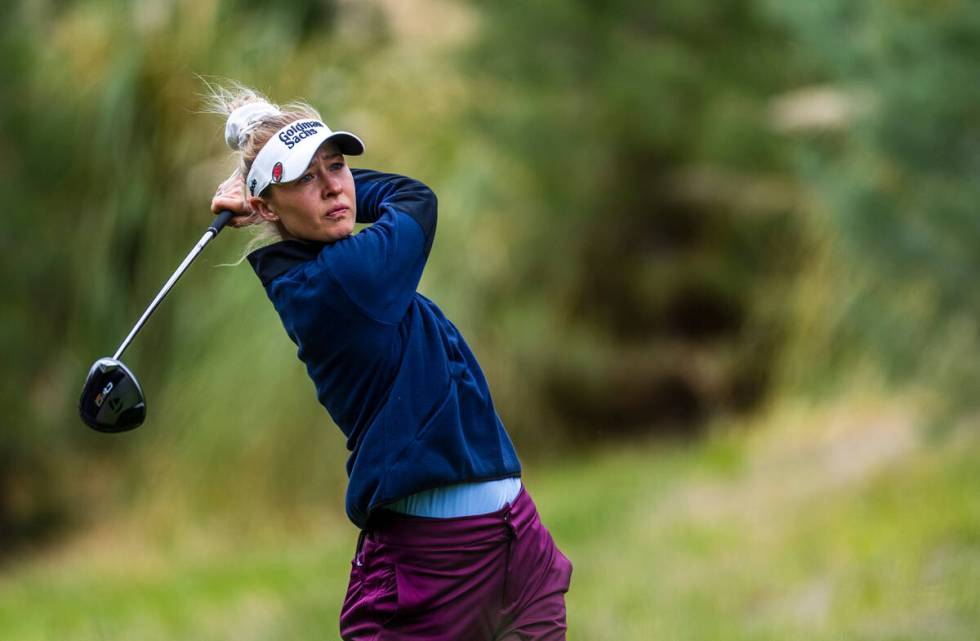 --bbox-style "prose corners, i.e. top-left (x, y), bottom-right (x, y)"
top-left (300, 173), bottom-right (315, 183)
top-left (330, 162), bottom-right (344, 171)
